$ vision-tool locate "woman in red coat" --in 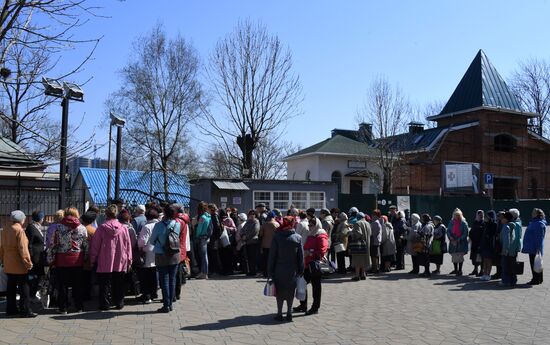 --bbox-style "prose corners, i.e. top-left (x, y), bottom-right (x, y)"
top-left (293, 209), bottom-right (328, 315)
